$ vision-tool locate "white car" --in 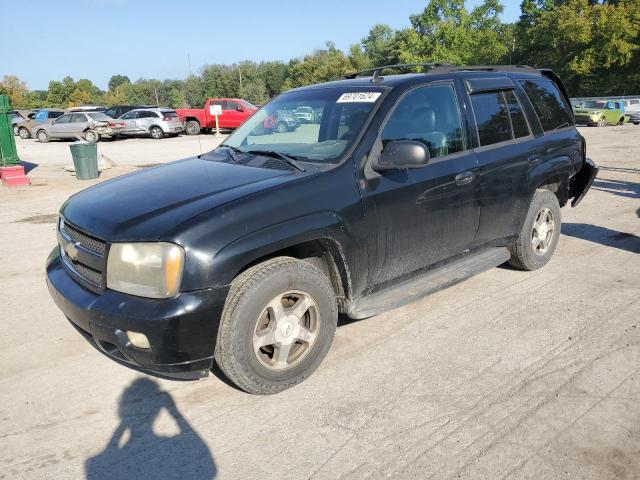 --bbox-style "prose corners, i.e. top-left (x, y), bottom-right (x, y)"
top-left (119, 108), bottom-right (184, 139)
